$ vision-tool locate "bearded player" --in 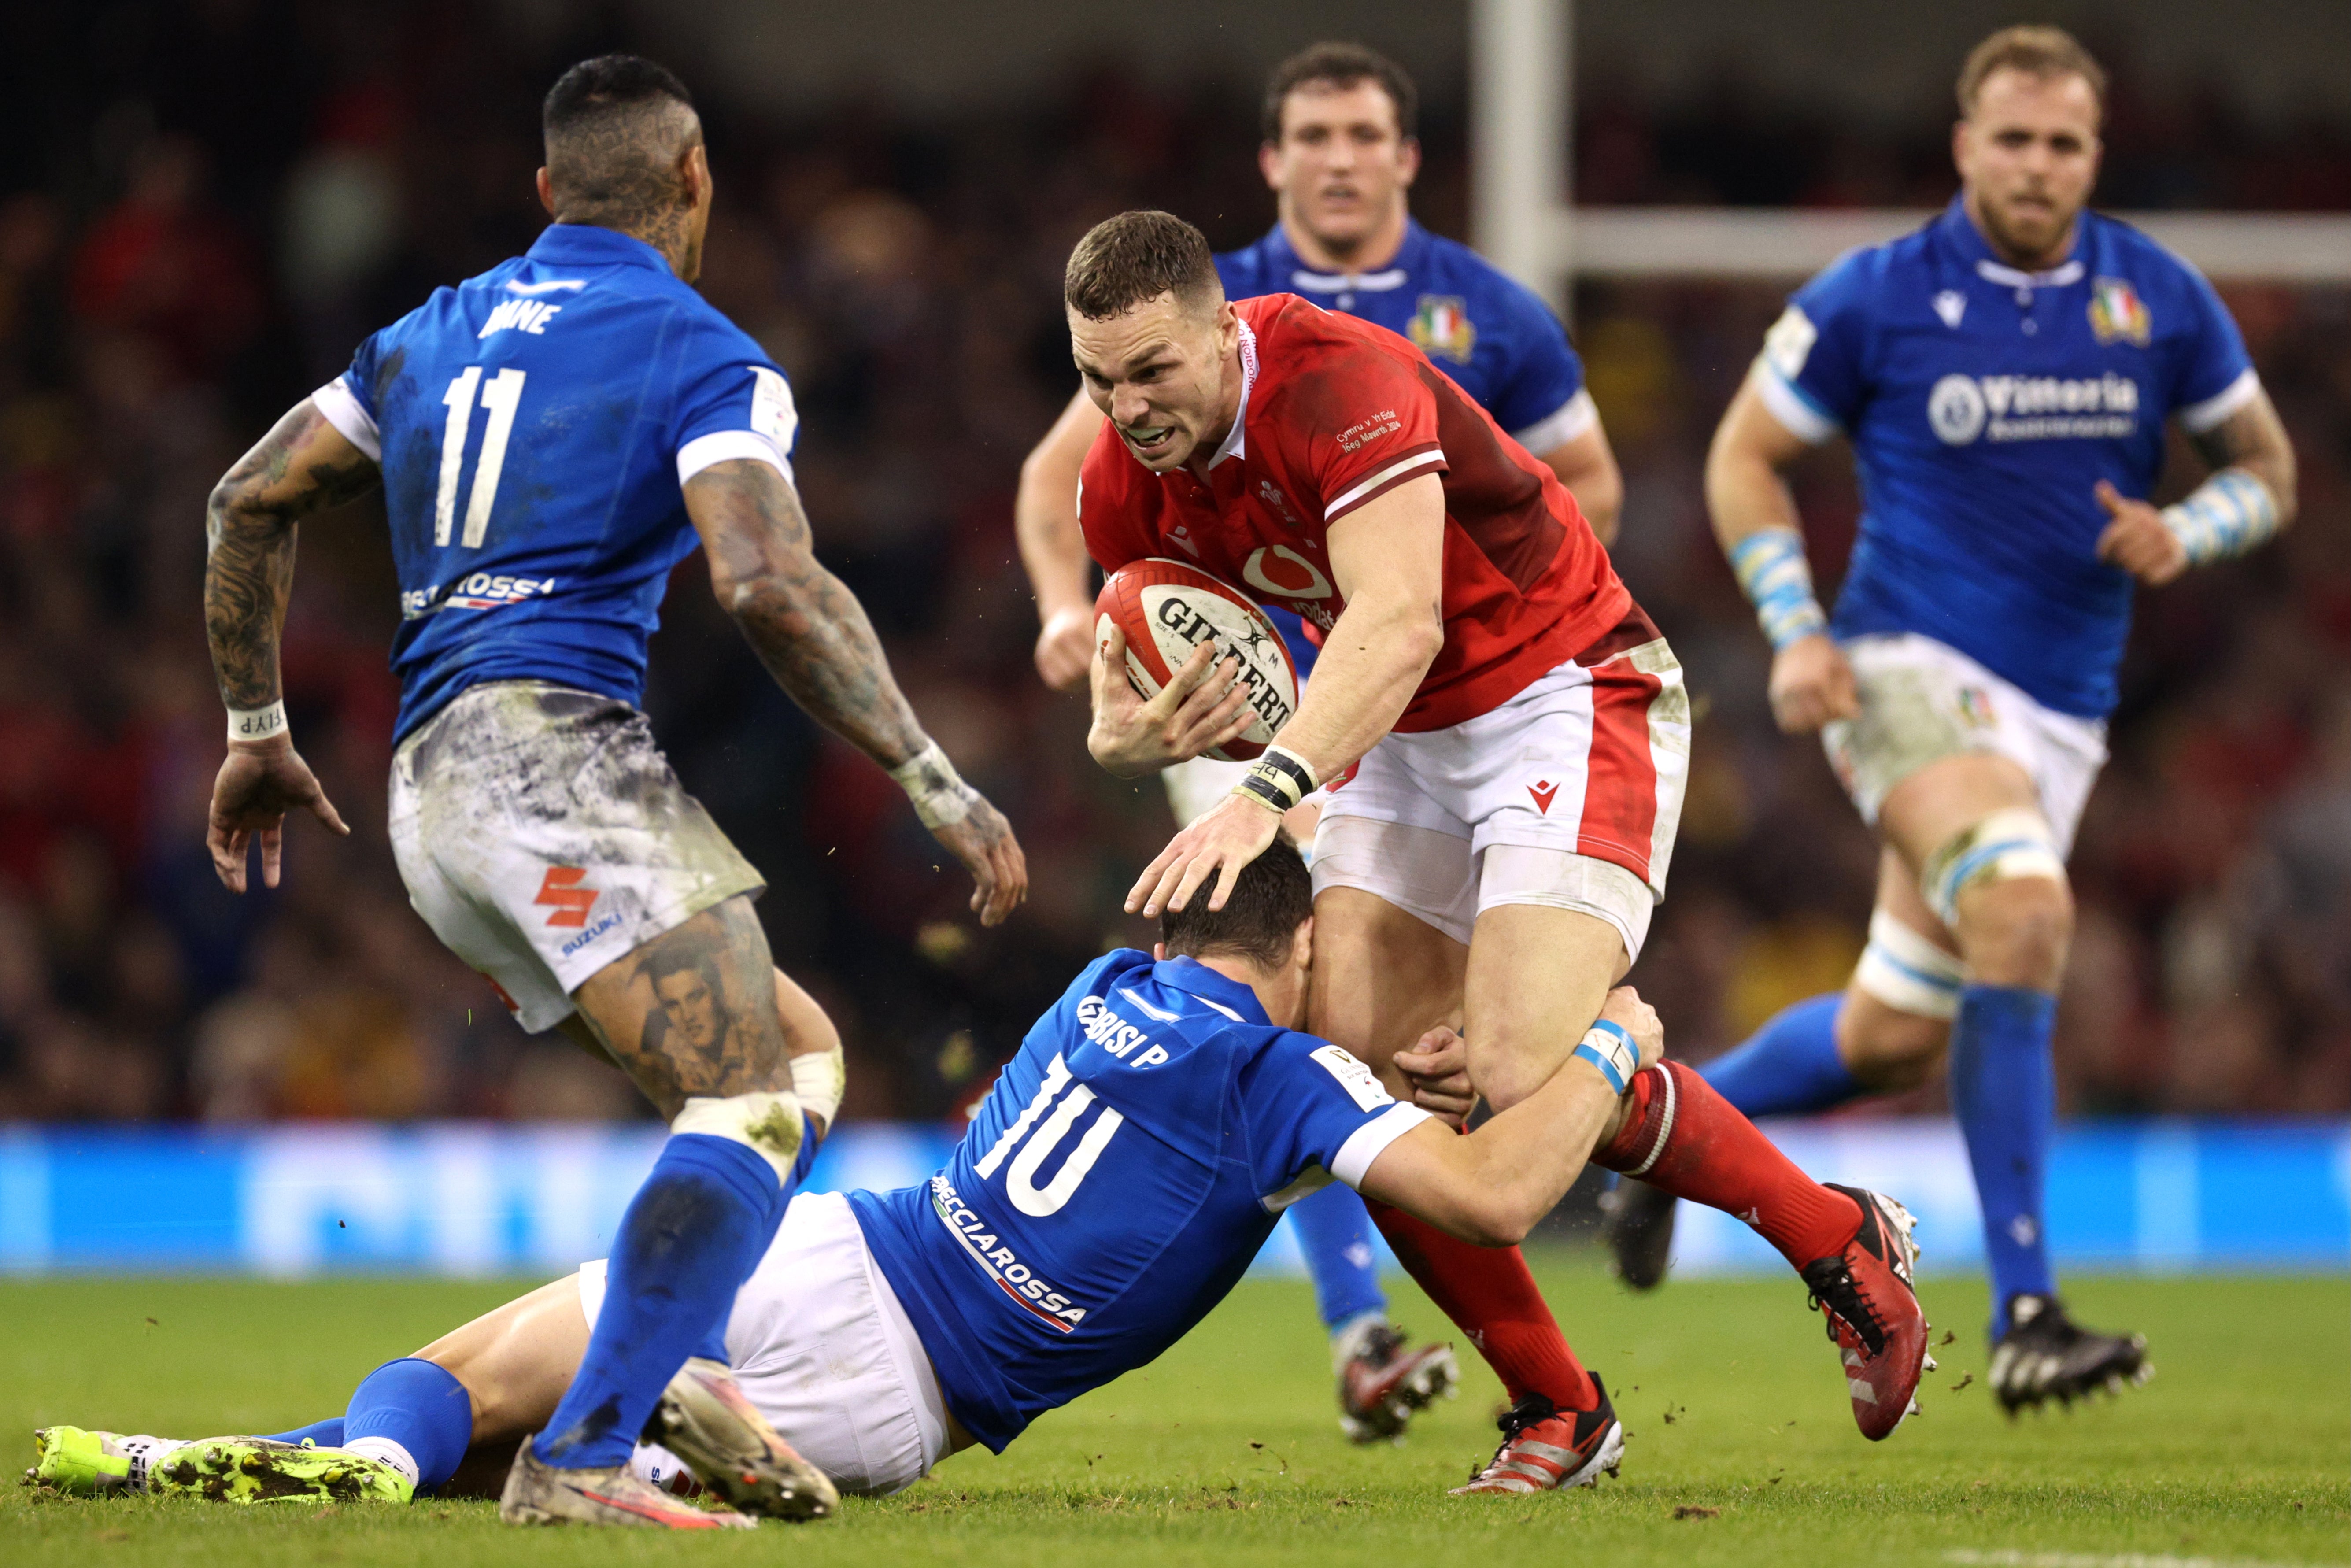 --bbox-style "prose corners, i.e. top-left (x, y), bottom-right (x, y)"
top-left (34, 843), bottom-right (1932, 1513)
top-left (1058, 211), bottom-right (1929, 1491)
top-left (1604, 26), bottom-right (2296, 1414)
top-left (1014, 43), bottom-right (1623, 1441)
top-left (197, 55), bottom-right (1025, 1526)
